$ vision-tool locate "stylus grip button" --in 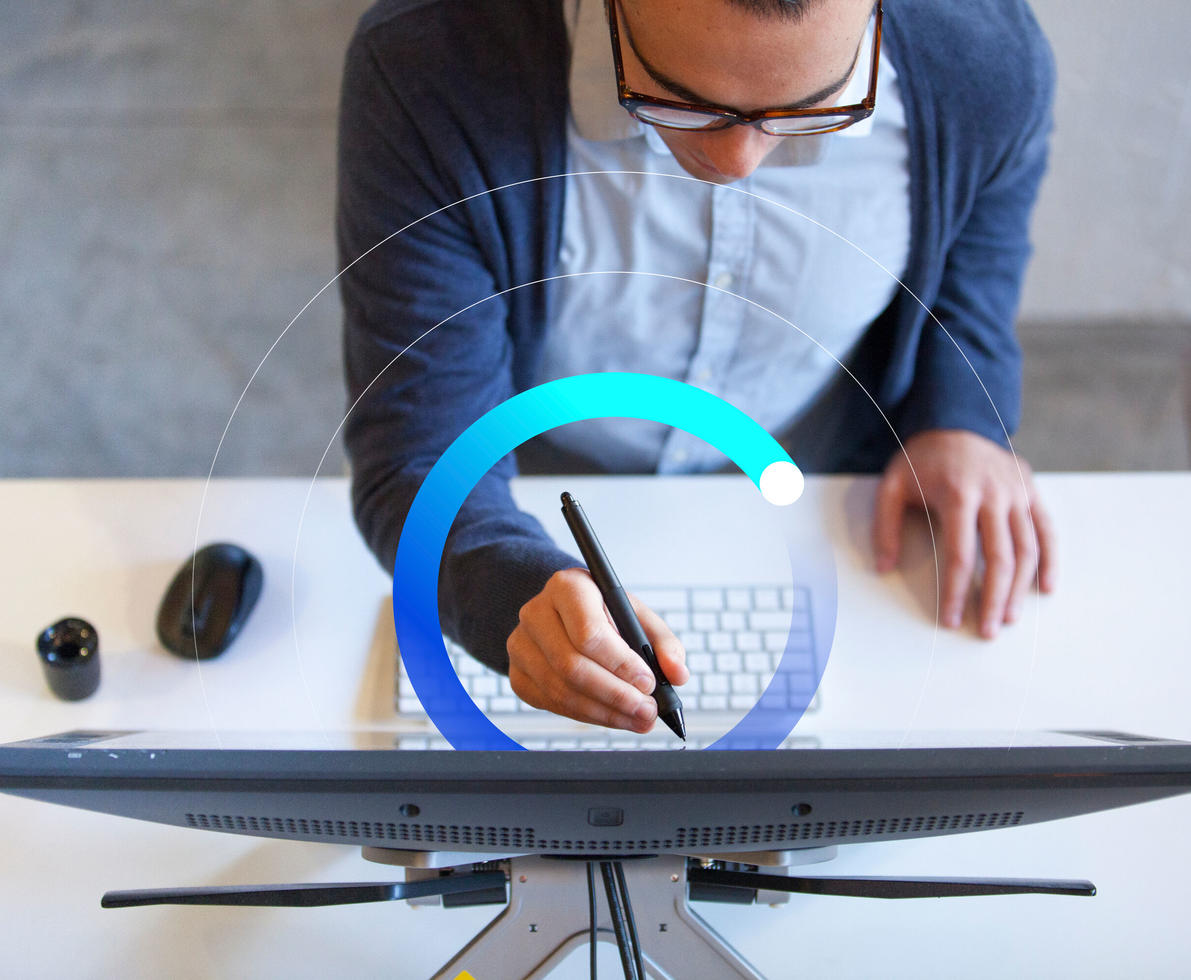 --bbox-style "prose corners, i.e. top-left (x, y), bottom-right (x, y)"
top-left (587, 806), bottom-right (624, 827)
